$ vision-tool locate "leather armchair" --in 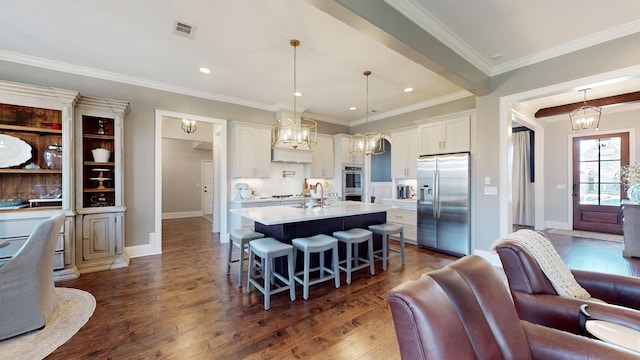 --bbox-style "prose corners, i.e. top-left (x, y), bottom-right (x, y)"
top-left (388, 255), bottom-right (639, 360)
top-left (0, 213), bottom-right (65, 340)
top-left (495, 235), bottom-right (640, 335)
